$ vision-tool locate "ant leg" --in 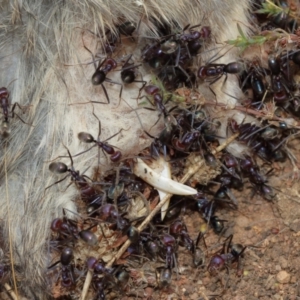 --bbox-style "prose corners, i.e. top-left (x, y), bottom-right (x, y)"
top-left (182, 23), bottom-right (191, 31)
top-left (82, 36), bottom-right (105, 71)
top-left (63, 144), bottom-right (75, 168)
top-left (149, 113), bottom-right (162, 131)
top-left (104, 78), bottom-right (123, 105)
top-left (44, 175), bottom-right (70, 192)
top-left (12, 112), bottom-right (33, 126)
top-left (11, 102), bottom-right (30, 114)
top-left (134, 80), bottom-right (147, 99)
top-left (11, 103), bottom-right (33, 125)
top-left (101, 83), bottom-right (110, 104)
top-left (117, 84), bottom-right (123, 107)
top-left (103, 129), bottom-right (124, 143)
top-left (223, 234), bottom-right (233, 254)
top-left (72, 145), bottom-right (97, 158)
top-left (139, 95), bottom-right (155, 107)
